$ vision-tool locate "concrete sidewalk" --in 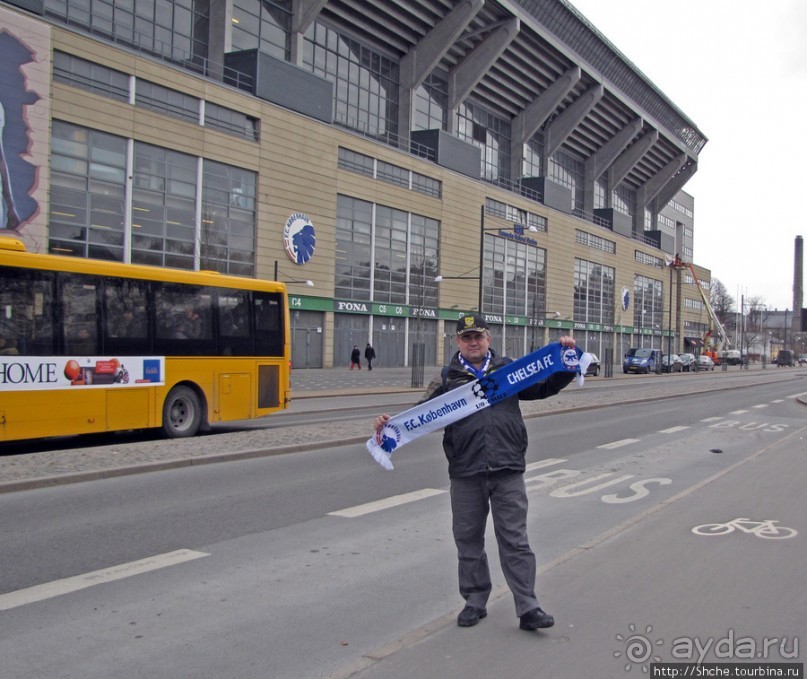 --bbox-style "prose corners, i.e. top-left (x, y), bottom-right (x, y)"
top-left (290, 362), bottom-right (780, 396)
top-left (291, 365), bottom-right (425, 397)
top-left (0, 366), bottom-right (800, 494)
